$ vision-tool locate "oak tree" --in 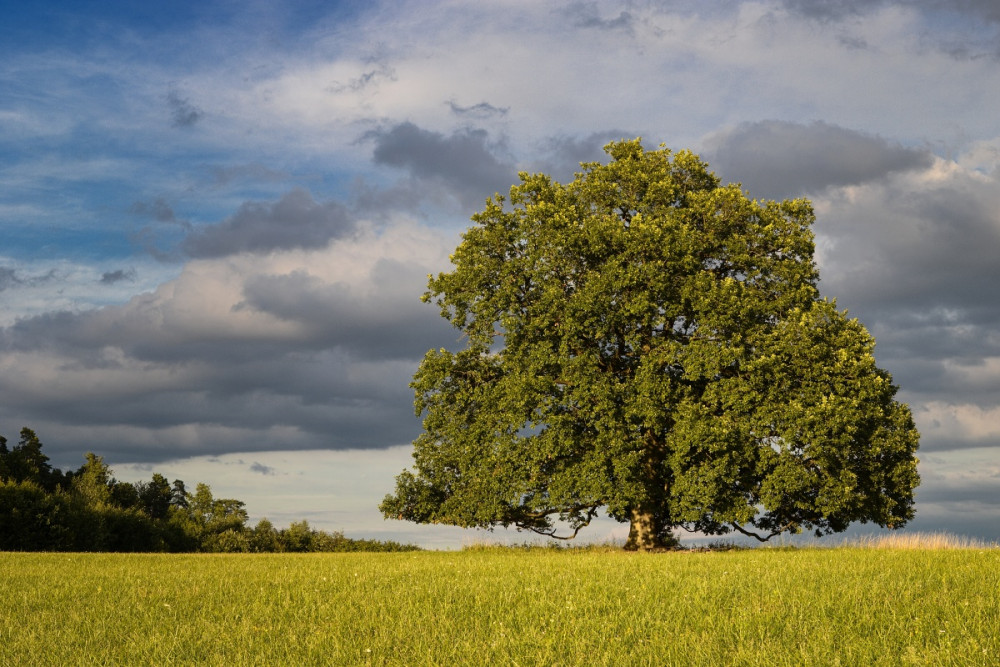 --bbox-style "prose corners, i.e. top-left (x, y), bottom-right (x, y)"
top-left (381, 140), bottom-right (920, 550)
